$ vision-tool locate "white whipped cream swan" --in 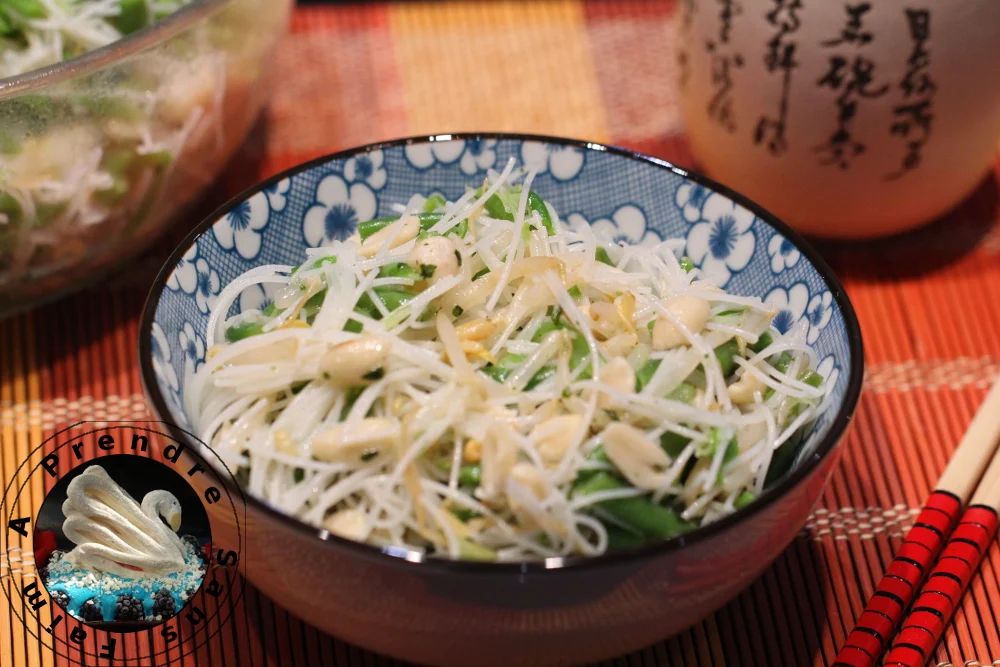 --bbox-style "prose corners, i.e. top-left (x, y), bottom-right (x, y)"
top-left (61, 466), bottom-right (188, 578)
